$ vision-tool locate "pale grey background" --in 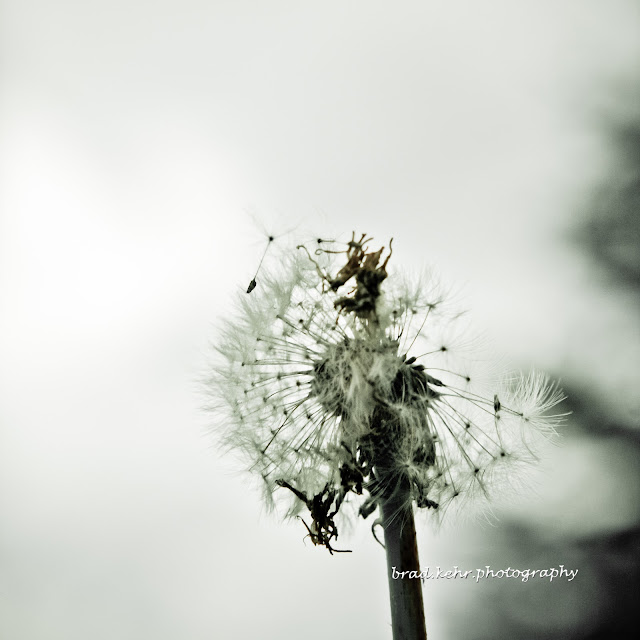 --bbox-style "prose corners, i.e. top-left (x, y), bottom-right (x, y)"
top-left (1, 1), bottom-right (639, 638)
